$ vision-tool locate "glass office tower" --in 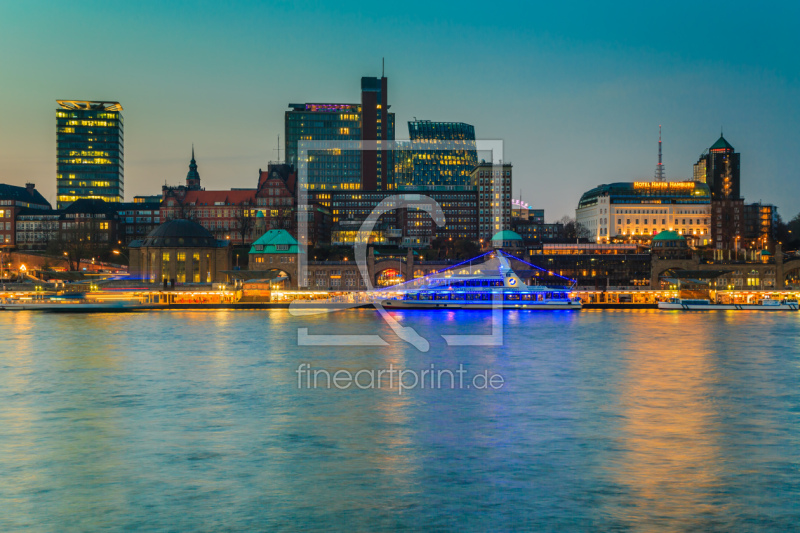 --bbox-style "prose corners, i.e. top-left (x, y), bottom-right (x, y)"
top-left (285, 103), bottom-right (363, 190)
top-left (284, 76), bottom-right (395, 191)
top-left (395, 121), bottom-right (477, 187)
top-left (56, 100), bottom-right (124, 208)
